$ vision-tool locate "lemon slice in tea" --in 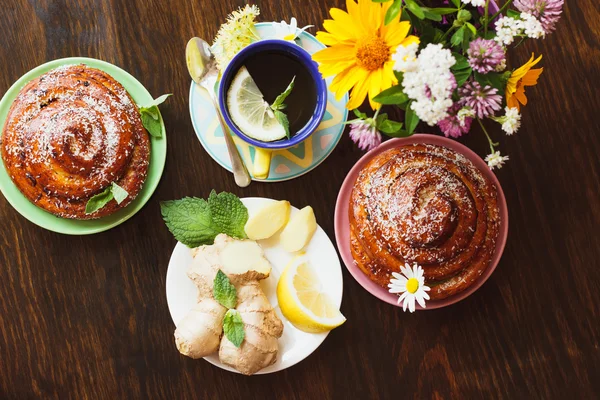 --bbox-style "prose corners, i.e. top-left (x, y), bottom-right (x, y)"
top-left (226, 66), bottom-right (286, 142)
